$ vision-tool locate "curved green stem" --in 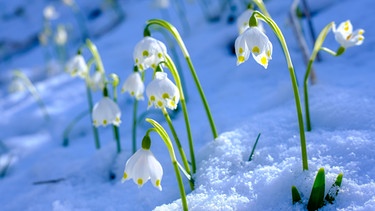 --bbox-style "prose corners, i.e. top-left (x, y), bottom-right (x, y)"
top-left (252, 0), bottom-right (271, 18)
top-left (63, 110), bottom-right (89, 146)
top-left (85, 81), bottom-right (101, 149)
top-left (162, 108), bottom-right (194, 190)
top-left (164, 55), bottom-right (196, 174)
top-left (303, 22), bottom-right (334, 131)
top-left (253, 11), bottom-right (308, 170)
top-left (86, 39), bottom-right (105, 73)
top-left (110, 73), bottom-right (121, 153)
top-left (146, 118), bottom-right (188, 211)
top-left (144, 19), bottom-right (218, 139)
top-left (13, 70), bottom-right (50, 120)
top-left (304, 59), bottom-right (314, 132)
